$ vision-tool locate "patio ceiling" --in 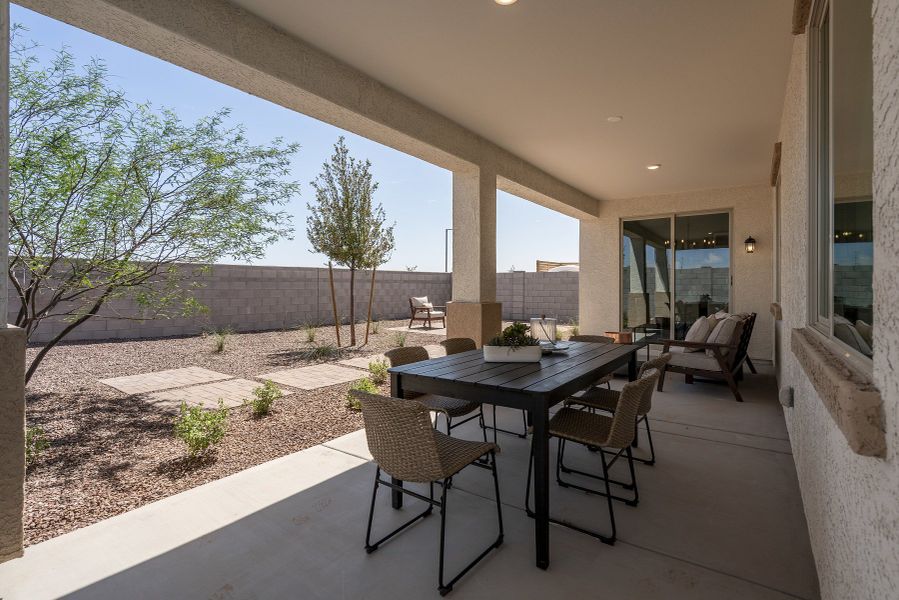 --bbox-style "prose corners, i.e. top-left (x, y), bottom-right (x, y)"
top-left (229, 0), bottom-right (794, 200)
